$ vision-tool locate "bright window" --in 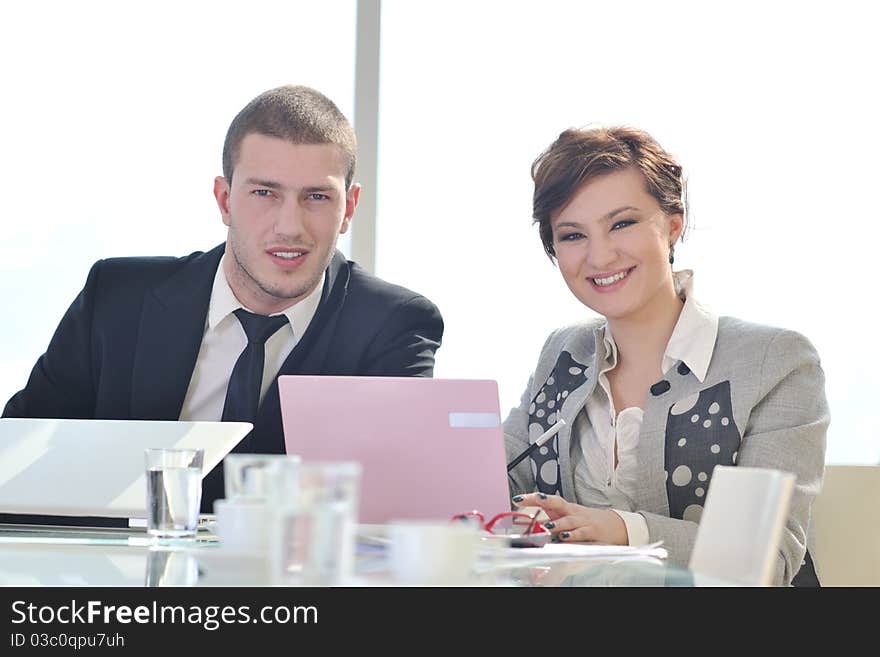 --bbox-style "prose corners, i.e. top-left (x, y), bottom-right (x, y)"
top-left (377, 1), bottom-right (879, 464)
top-left (0, 0), bottom-right (356, 403)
